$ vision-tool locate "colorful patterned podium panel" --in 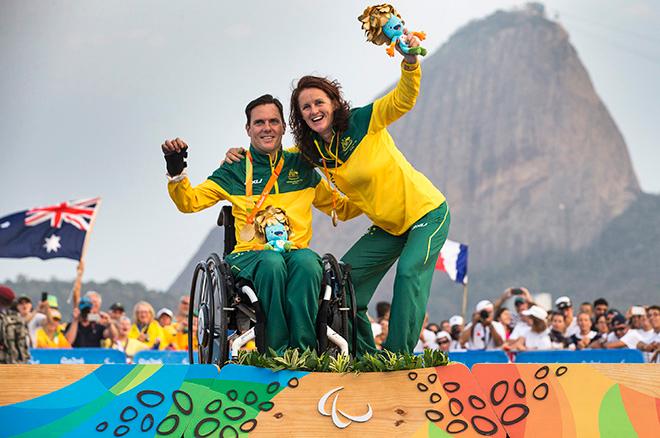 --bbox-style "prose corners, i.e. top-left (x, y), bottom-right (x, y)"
top-left (0, 363), bottom-right (657, 437)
